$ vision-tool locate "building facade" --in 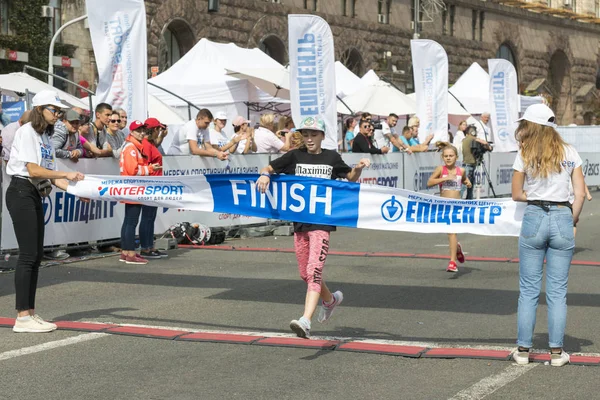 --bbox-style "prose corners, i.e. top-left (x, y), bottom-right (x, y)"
top-left (56, 0), bottom-right (600, 124)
